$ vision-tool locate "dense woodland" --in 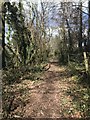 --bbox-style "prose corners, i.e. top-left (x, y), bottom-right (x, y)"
top-left (1, 1), bottom-right (90, 119)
